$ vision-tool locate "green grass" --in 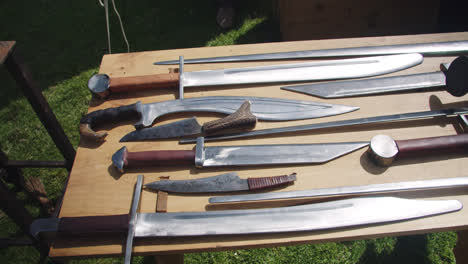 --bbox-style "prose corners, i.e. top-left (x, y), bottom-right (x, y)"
top-left (0, 0), bottom-right (458, 263)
